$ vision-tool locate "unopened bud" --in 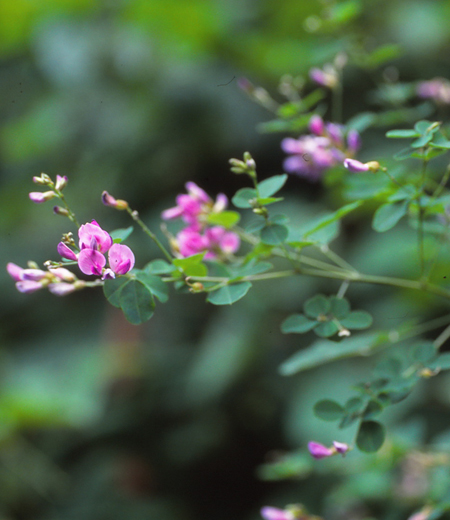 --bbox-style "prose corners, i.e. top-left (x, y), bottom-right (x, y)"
top-left (189, 282), bottom-right (204, 293)
top-left (53, 206), bottom-right (70, 216)
top-left (419, 367), bottom-right (440, 378)
top-left (29, 191), bottom-right (56, 203)
top-left (102, 191), bottom-right (129, 210)
top-left (366, 161), bottom-right (380, 172)
top-left (55, 175), bottom-right (68, 191)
